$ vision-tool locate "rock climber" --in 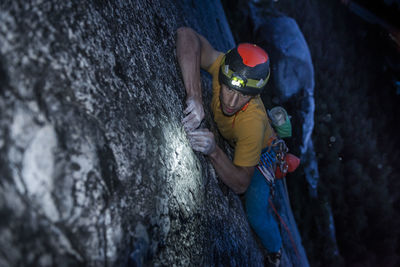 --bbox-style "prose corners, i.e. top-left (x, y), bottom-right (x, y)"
top-left (176, 27), bottom-right (284, 266)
